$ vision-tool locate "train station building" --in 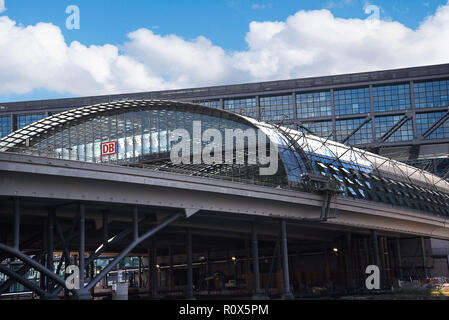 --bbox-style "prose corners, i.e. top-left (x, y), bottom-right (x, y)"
top-left (0, 64), bottom-right (449, 299)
